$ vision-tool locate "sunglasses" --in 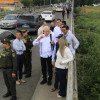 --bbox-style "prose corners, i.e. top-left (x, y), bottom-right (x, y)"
top-left (62, 29), bottom-right (66, 31)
